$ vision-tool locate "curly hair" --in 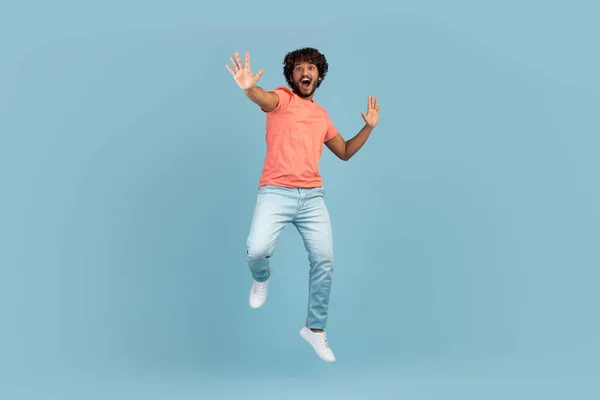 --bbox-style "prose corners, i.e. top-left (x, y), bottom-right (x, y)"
top-left (282, 47), bottom-right (329, 89)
